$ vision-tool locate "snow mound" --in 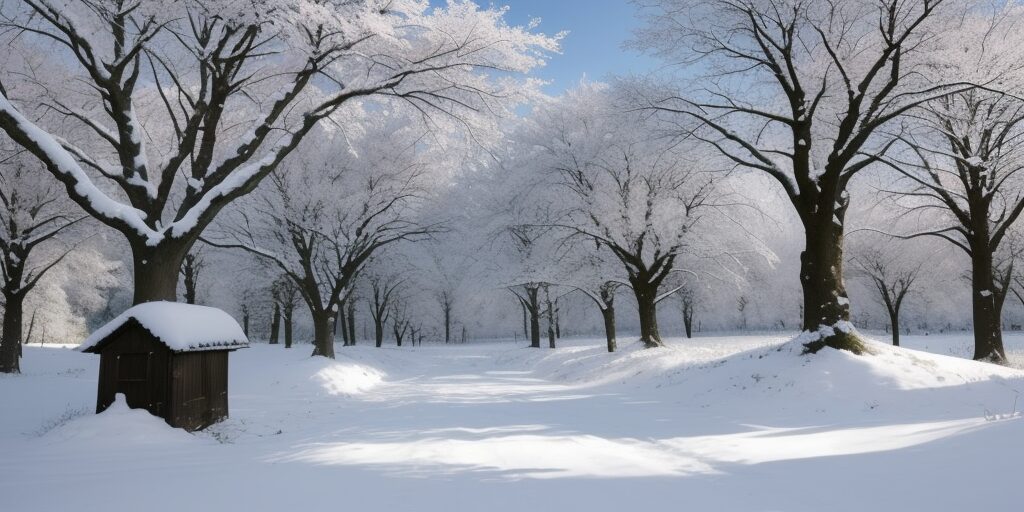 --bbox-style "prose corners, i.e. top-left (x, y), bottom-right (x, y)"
top-left (665, 336), bottom-right (1024, 422)
top-left (42, 394), bottom-right (200, 447)
top-left (78, 301), bottom-right (248, 353)
top-left (312, 360), bottom-right (386, 396)
top-left (500, 335), bottom-right (1024, 422)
